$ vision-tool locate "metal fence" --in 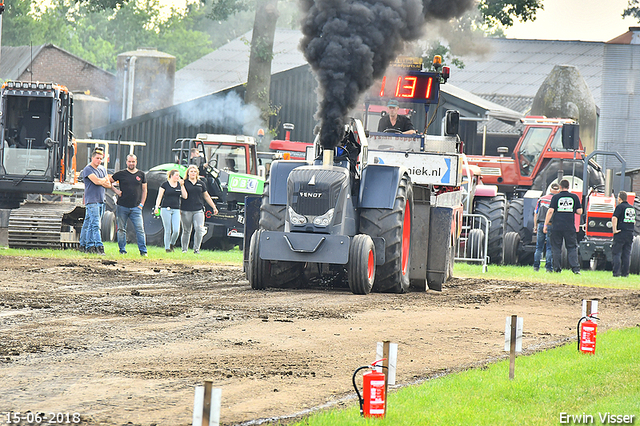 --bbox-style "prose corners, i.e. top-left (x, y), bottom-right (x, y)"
top-left (455, 213), bottom-right (490, 272)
